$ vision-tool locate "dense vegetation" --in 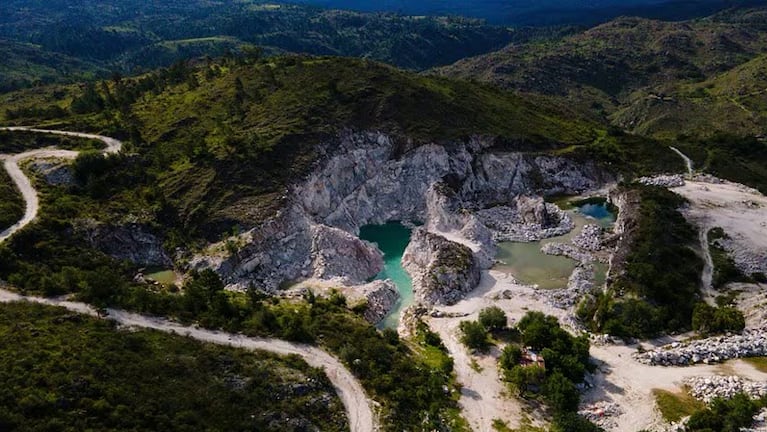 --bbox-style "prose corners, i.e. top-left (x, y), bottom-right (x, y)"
top-left (0, 131), bottom-right (102, 153)
top-left (0, 239), bottom-right (466, 432)
top-left (0, 0), bottom-right (554, 92)
top-left (0, 302), bottom-right (347, 431)
top-left (1, 56), bottom-right (599, 242)
top-left (578, 185), bottom-right (704, 338)
top-left (0, 170), bottom-right (23, 232)
top-left (691, 303), bottom-right (745, 335)
top-left (686, 393), bottom-right (765, 432)
top-left (288, 0), bottom-right (746, 26)
top-left (498, 312), bottom-right (598, 432)
top-left (438, 7), bottom-right (767, 139)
